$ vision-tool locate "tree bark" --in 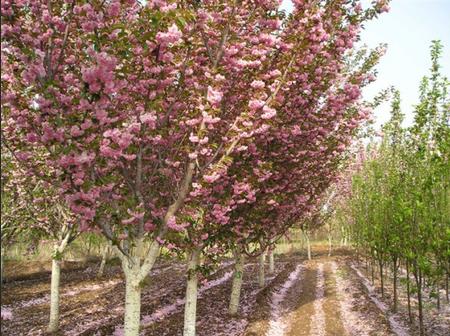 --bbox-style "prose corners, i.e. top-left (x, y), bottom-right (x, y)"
top-left (371, 259), bottom-right (375, 285)
top-left (406, 261), bottom-right (413, 323)
top-left (379, 259), bottom-right (384, 298)
top-left (446, 271), bottom-right (449, 303)
top-left (124, 267), bottom-right (142, 336)
top-left (97, 244), bottom-right (110, 278)
top-left (183, 249), bottom-right (201, 336)
top-left (118, 240), bottom-right (160, 336)
top-left (229, 249), bottom-right (245, 315)
top-left (413, 266), bottom-right (424, 336)
top-left (436, 283), bottom-right (440, 310)
top-left (1, 246), bottom-right (5, 285)
top-left (327, 235), bottom-right (332, 257)
top-left (392, 258), bottom-right (398, 312)
top-left (303, 230), bottom-right (311, 260)
top-left (258, 250), bottom-right (266, 287)
top-left (47, 233), bottom-right (71, 333)
top-left (47, 257), bottom-right (61, 333)
top-left (268, 249), bottom-right (275, 274)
